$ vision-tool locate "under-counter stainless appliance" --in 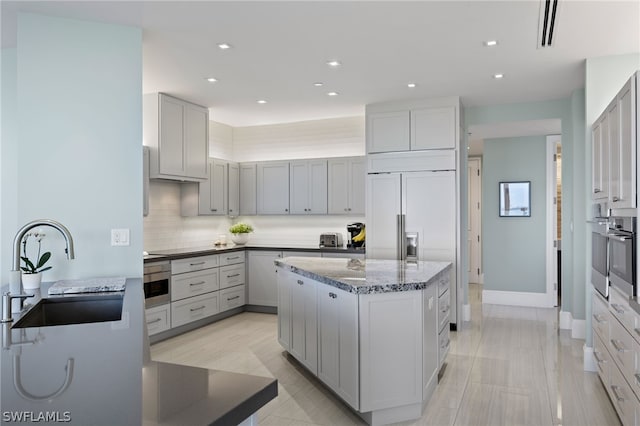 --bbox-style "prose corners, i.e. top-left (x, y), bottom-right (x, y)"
top-left (608, 217), bottom-right (636, 297)
top-left (143, 260), bottom-right (170, 308)
top-left (319, 233), bottom-right (343, 248)
top-left (590, 218), bottom-right (609, 298)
